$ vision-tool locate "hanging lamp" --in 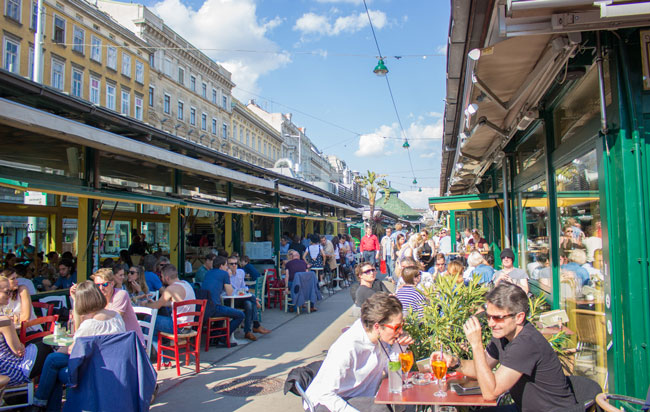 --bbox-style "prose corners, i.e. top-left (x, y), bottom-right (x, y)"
top-left (412, 178), bottom-right (418, 185)
top-left (402, 140), bottom-right (410, 149)
top-left (373, 59), bottom-right (389, 76)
